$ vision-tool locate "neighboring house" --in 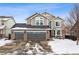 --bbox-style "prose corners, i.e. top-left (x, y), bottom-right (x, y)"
top-left (0, 16), bottom-right (16, 38)
top-left (11, 12), bottom-right (65, 41)
top-left (71, 20), bottom-right (79, 39)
